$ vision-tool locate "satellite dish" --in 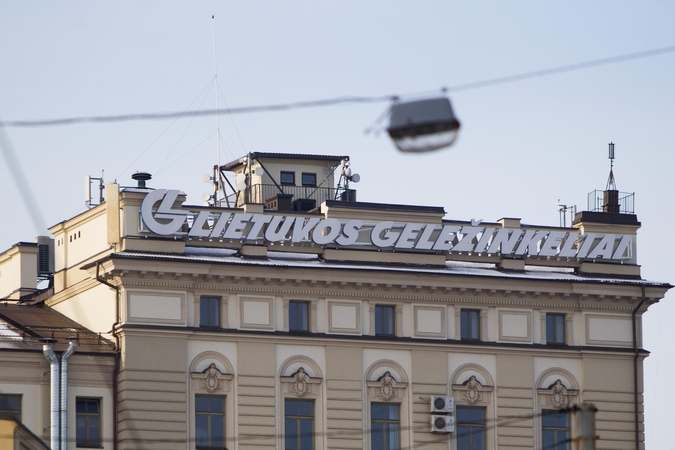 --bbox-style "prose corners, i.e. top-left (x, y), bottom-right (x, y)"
top-left (201, 192), bottom-right (211, 202)
top-left (202, 173), bottom-right (212, 183)
top-left (387, 96), bottom-right (460, 152)
top-left (351, 173), bottom-right (361, 183)
top-left (253, 167), bottom-right (264, 176)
